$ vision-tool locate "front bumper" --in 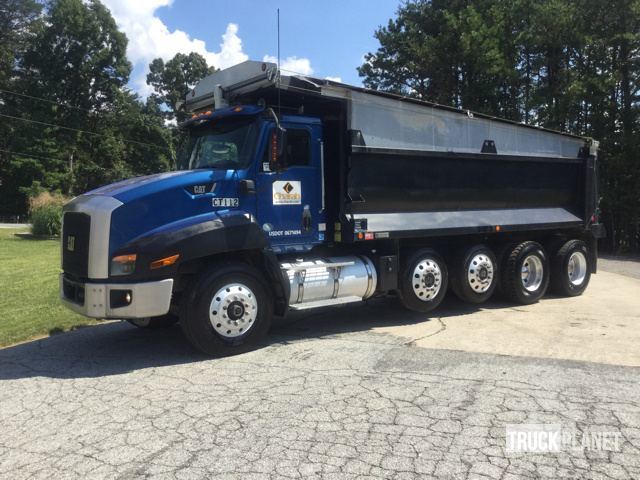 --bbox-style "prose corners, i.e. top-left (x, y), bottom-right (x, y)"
top-left (60, 274), bottom-right (173, 319)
